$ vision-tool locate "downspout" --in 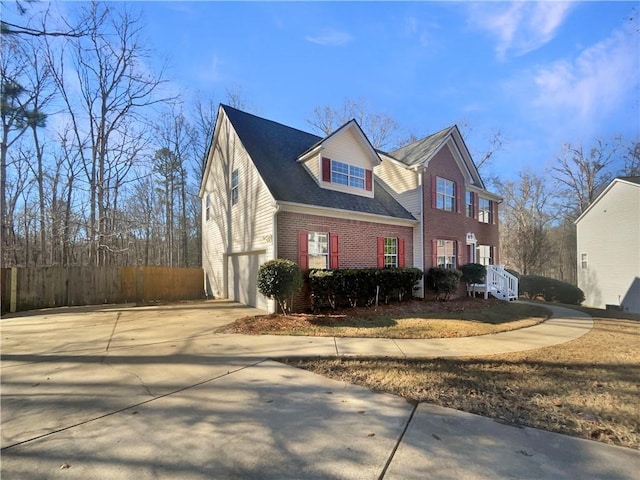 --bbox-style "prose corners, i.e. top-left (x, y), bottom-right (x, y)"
top-left (271, 201), bottom-right (280, 260)
top-left (416, 165), bottom-right (425, 298)
top-left (270, 201), bottom-right (280, 313)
